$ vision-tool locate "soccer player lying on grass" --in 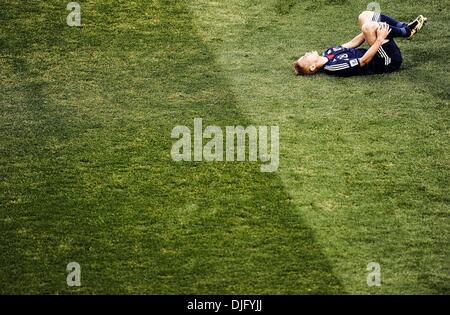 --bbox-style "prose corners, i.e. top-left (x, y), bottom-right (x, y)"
top-left (293, 11), bottom-right (427, 77)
